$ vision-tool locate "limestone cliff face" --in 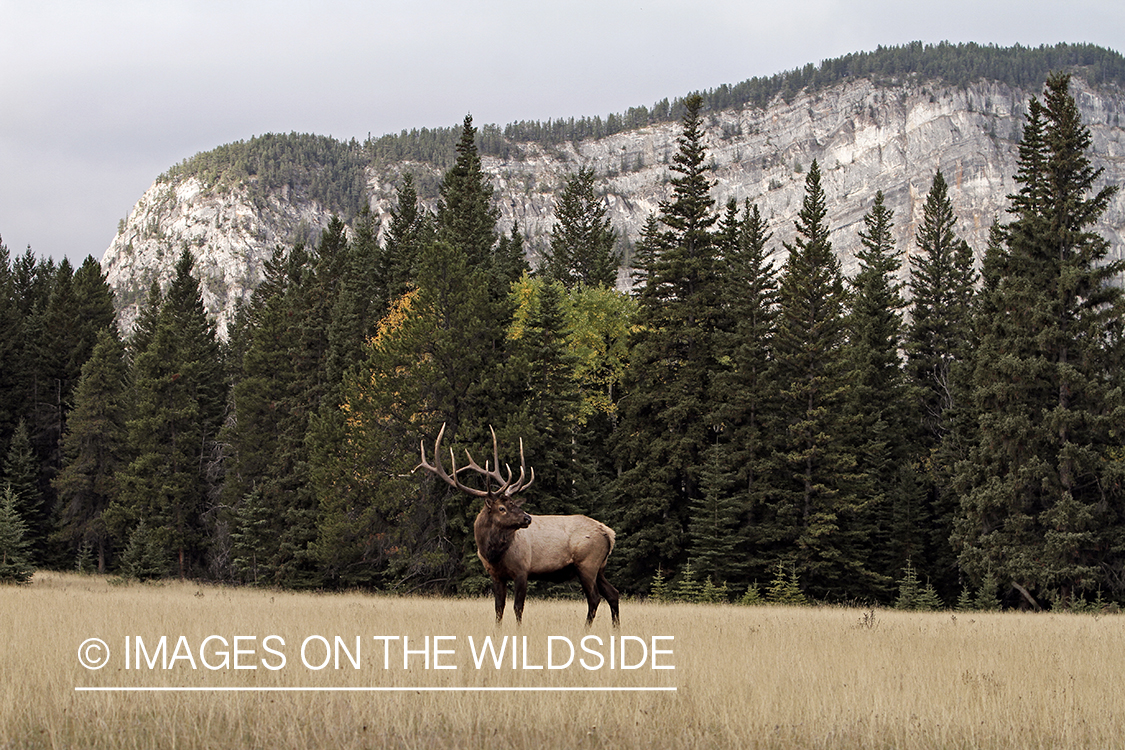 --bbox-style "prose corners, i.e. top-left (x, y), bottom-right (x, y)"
top-left (102, 76), bottom-right (1125, 337)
